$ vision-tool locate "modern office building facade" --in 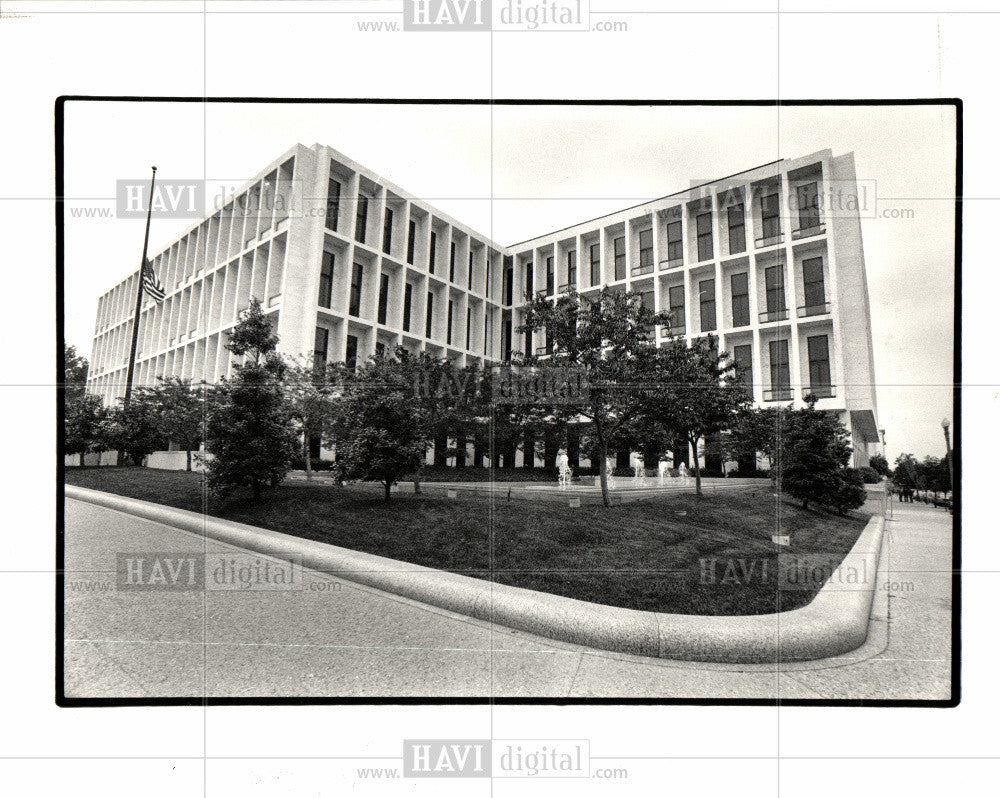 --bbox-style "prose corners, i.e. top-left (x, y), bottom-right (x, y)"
top-left (87, 144), bottom-right (881, 467)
